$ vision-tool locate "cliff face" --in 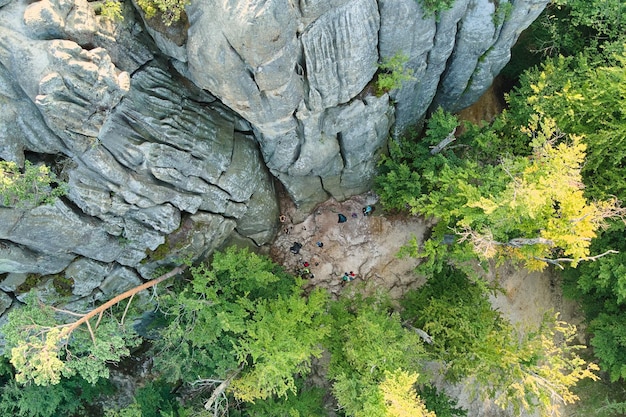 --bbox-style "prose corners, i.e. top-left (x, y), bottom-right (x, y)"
top-left (0, 0), bottom-right (547, 310)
